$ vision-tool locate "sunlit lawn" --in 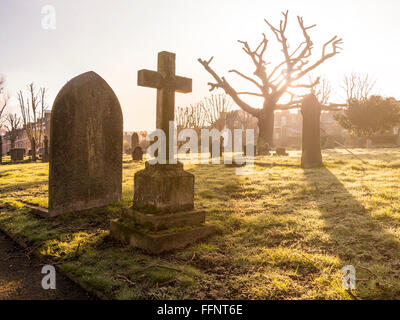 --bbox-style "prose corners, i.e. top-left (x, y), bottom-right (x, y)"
top-left (1, 149), bottom-right (400, 299)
